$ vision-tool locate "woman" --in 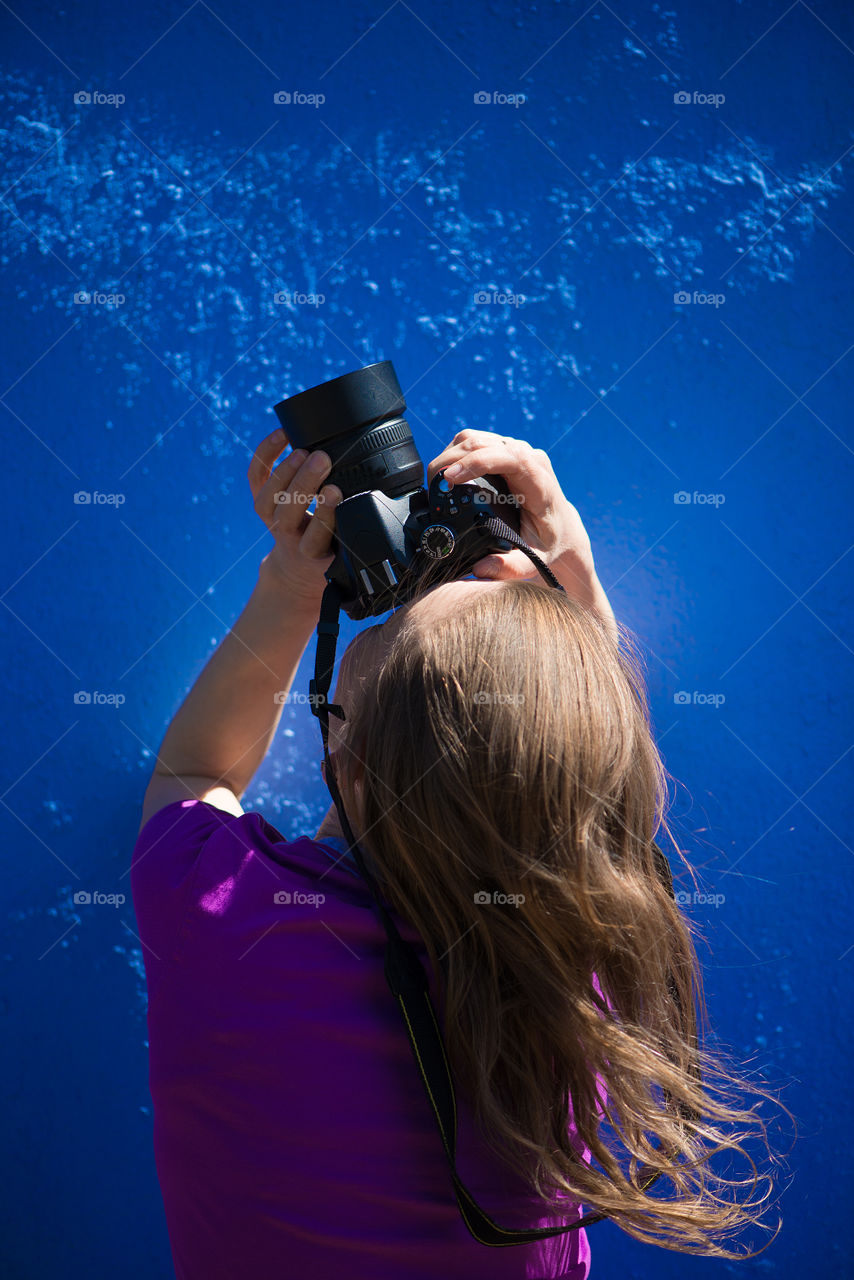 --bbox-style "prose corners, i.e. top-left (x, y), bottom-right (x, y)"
top-left (133, 428), bottom-right (780, 1279)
